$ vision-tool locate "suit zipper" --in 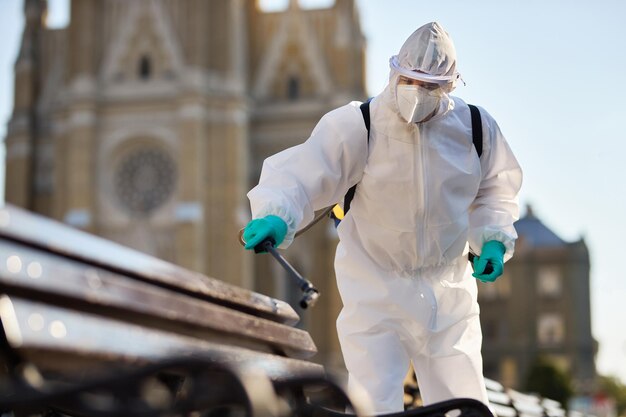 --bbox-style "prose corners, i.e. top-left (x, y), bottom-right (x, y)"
top-left (417, 124), bottom-right (428, 260)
